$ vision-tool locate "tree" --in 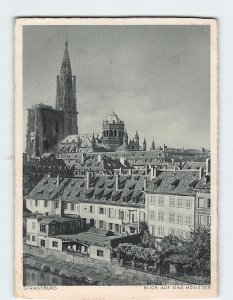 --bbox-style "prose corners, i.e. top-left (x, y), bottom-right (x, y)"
top-left (139, 221), bottom-right (157, 249)
top-left (182, 226), bottom-right (210, 277)
top-left (159, 226), bottom-right (211, 278)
